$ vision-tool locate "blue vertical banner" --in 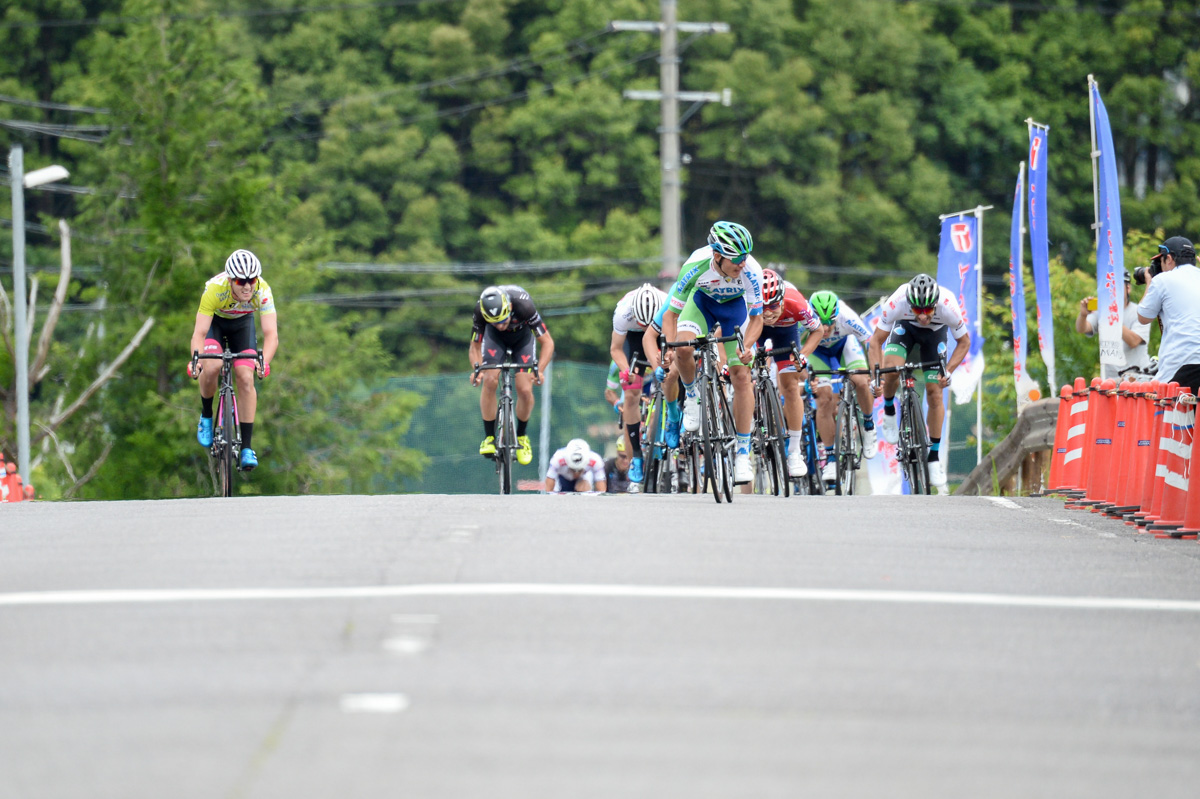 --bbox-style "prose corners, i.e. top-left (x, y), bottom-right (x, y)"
top-left (1009, 164), bottom-right (1039, 407)
top-left (1089, 78), bottom-right (1125, 371)
top-left (936, 213), bottom-right (984, 405)
top-left (1027, 121), bottom-right (1056, 392)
